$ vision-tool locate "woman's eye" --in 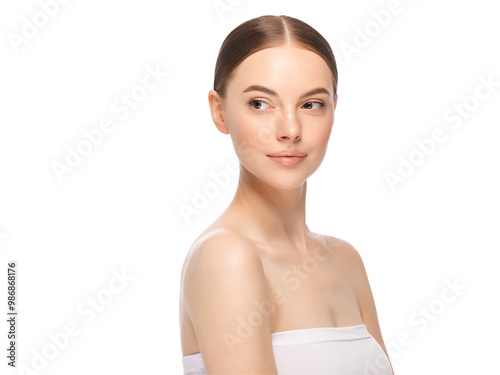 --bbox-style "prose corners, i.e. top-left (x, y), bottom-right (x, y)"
top-left (248, 100), bottom-right (270, 110)
top-left (303, 101), bottom-right (325, 110)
